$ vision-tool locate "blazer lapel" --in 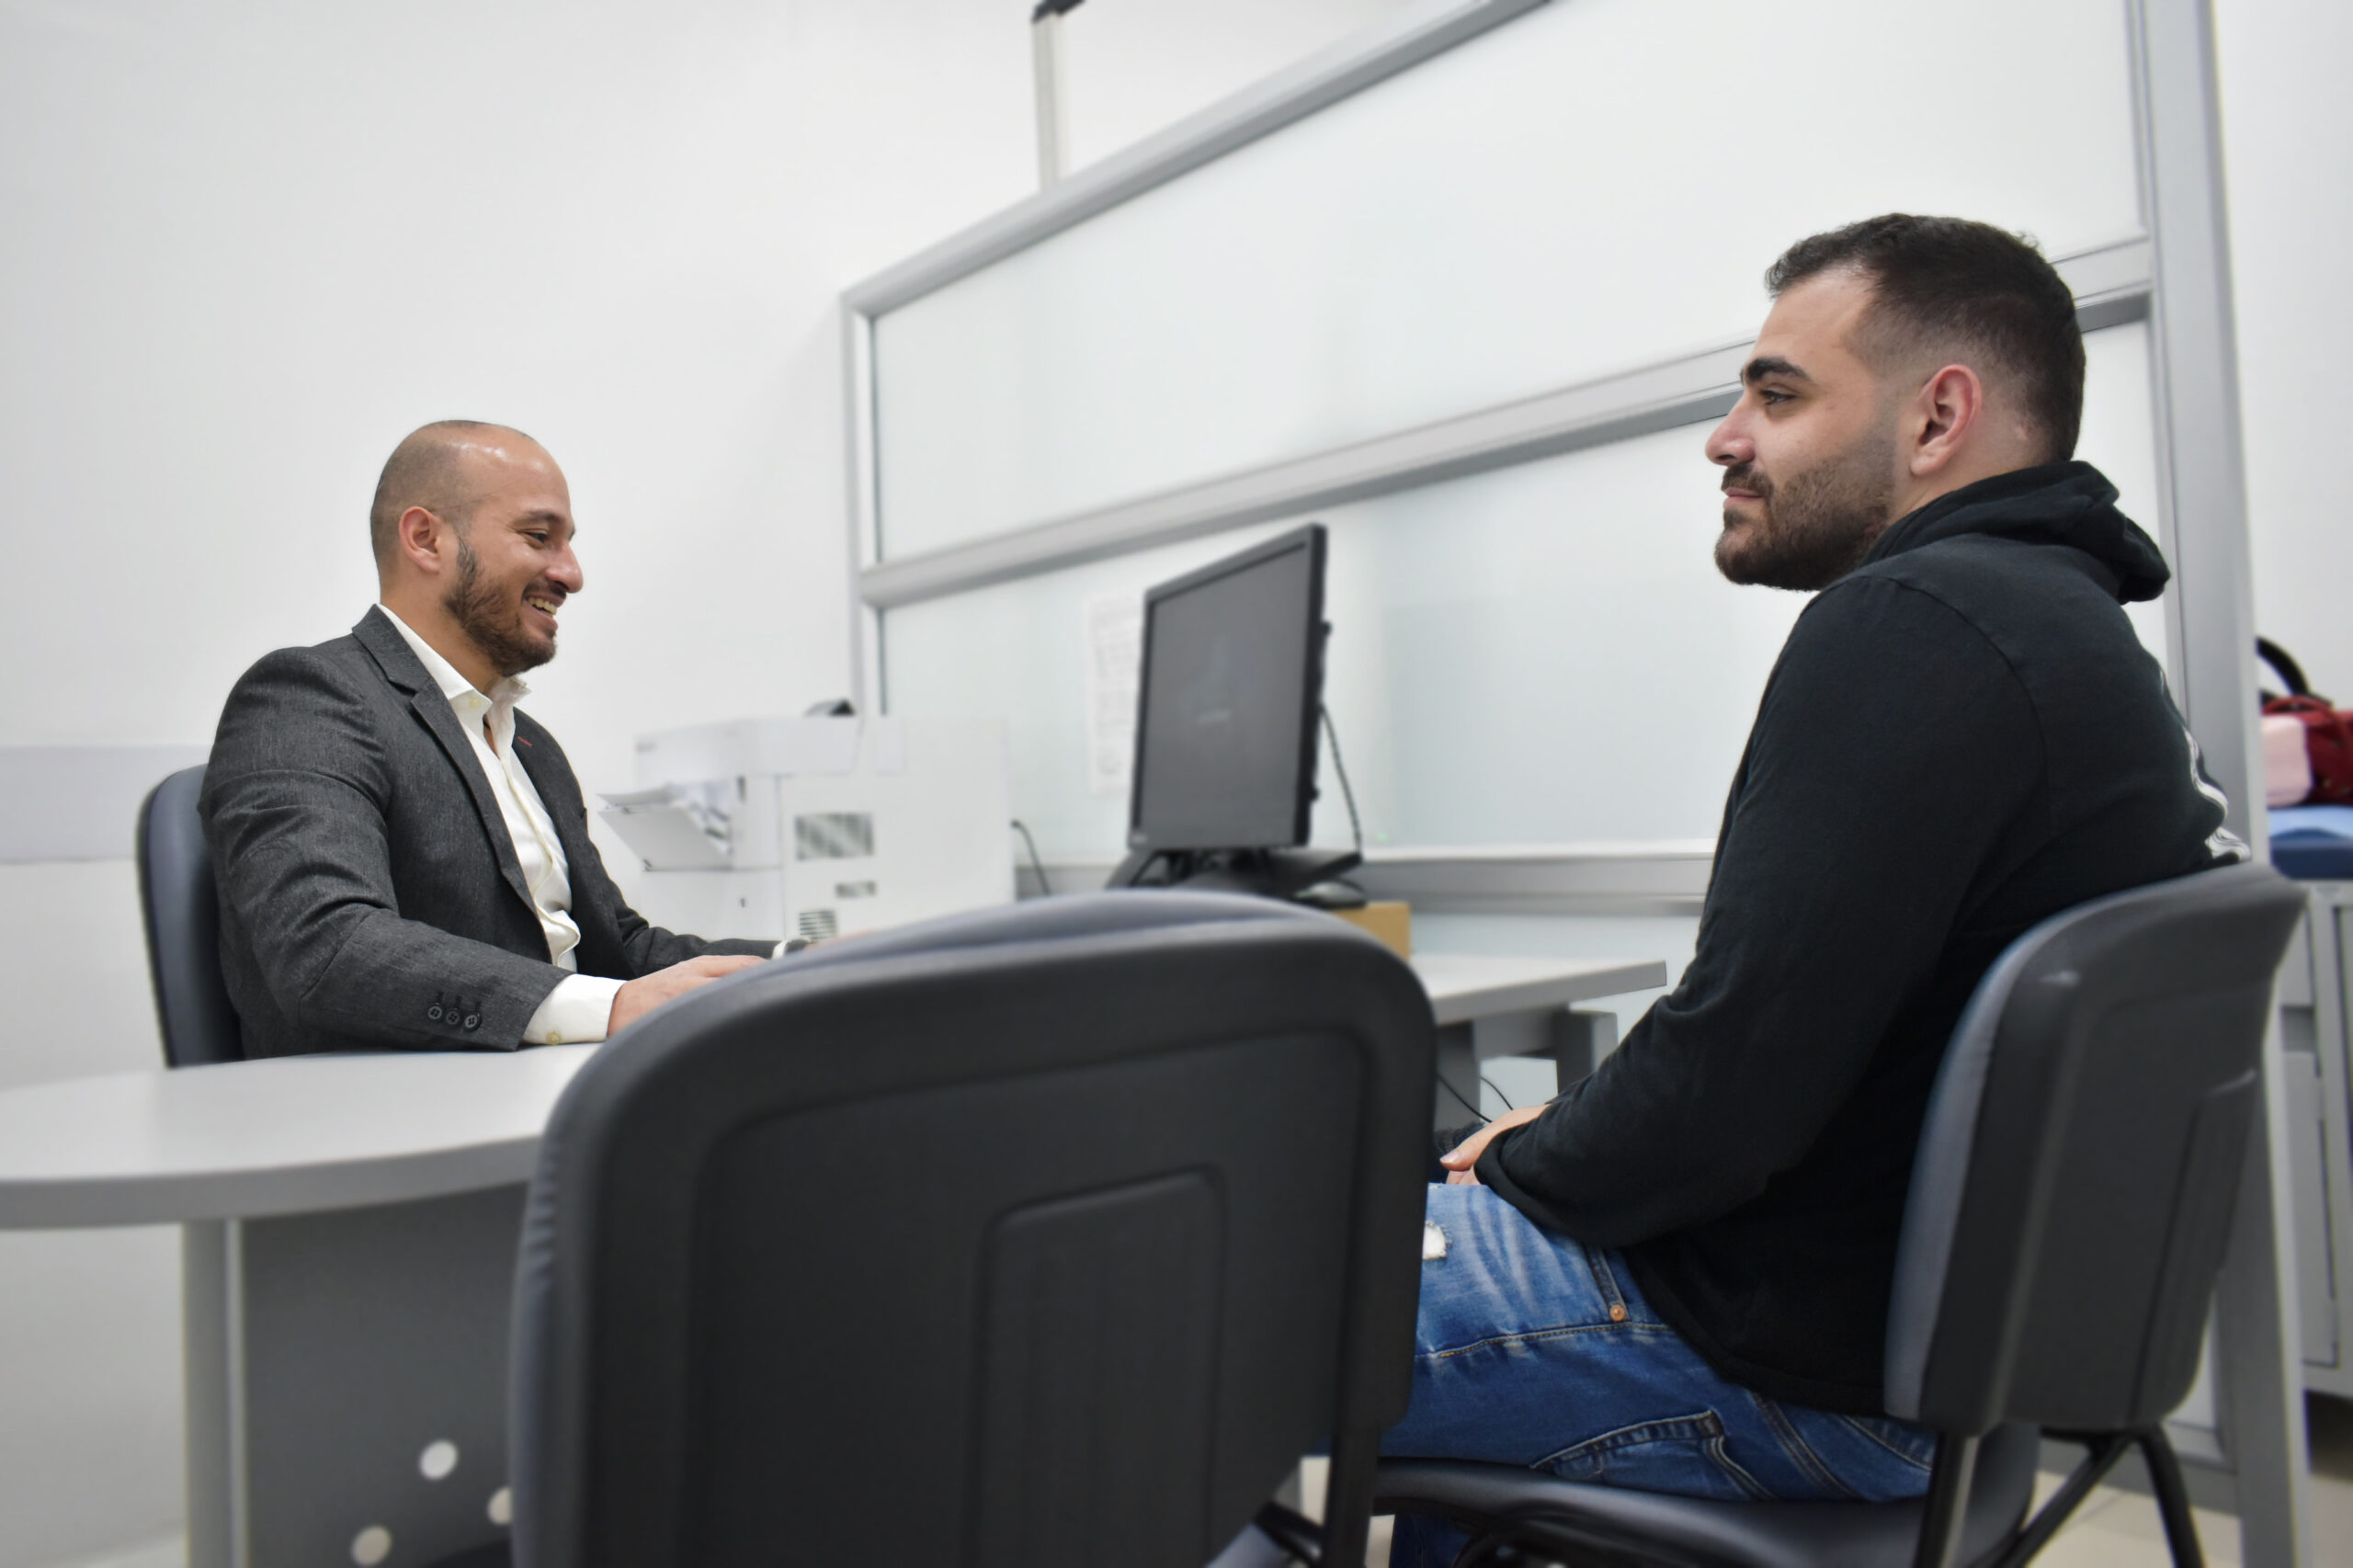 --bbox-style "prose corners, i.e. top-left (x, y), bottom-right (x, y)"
top-left (353, 608), bottom-right (536, 915)
top-left (512, 719), bottom-right (597, 887)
